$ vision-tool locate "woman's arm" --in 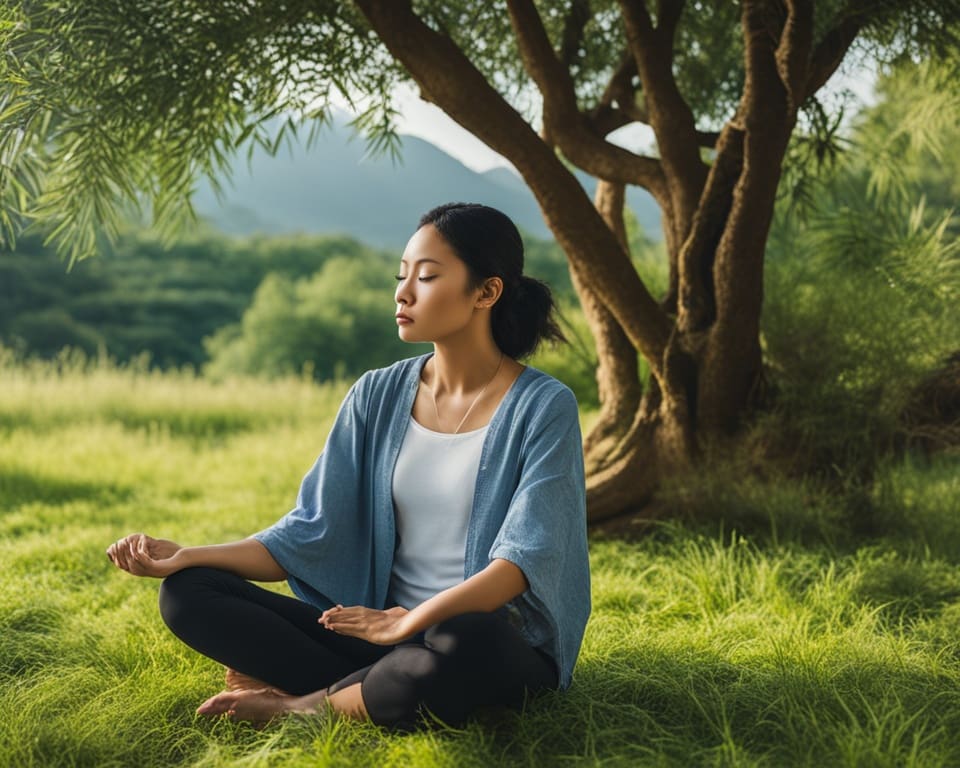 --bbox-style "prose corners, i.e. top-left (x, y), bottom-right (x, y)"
top-left (106, 533), bottom-right (287, 581)
top-left (318, 557), bottom-right (527, 644)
